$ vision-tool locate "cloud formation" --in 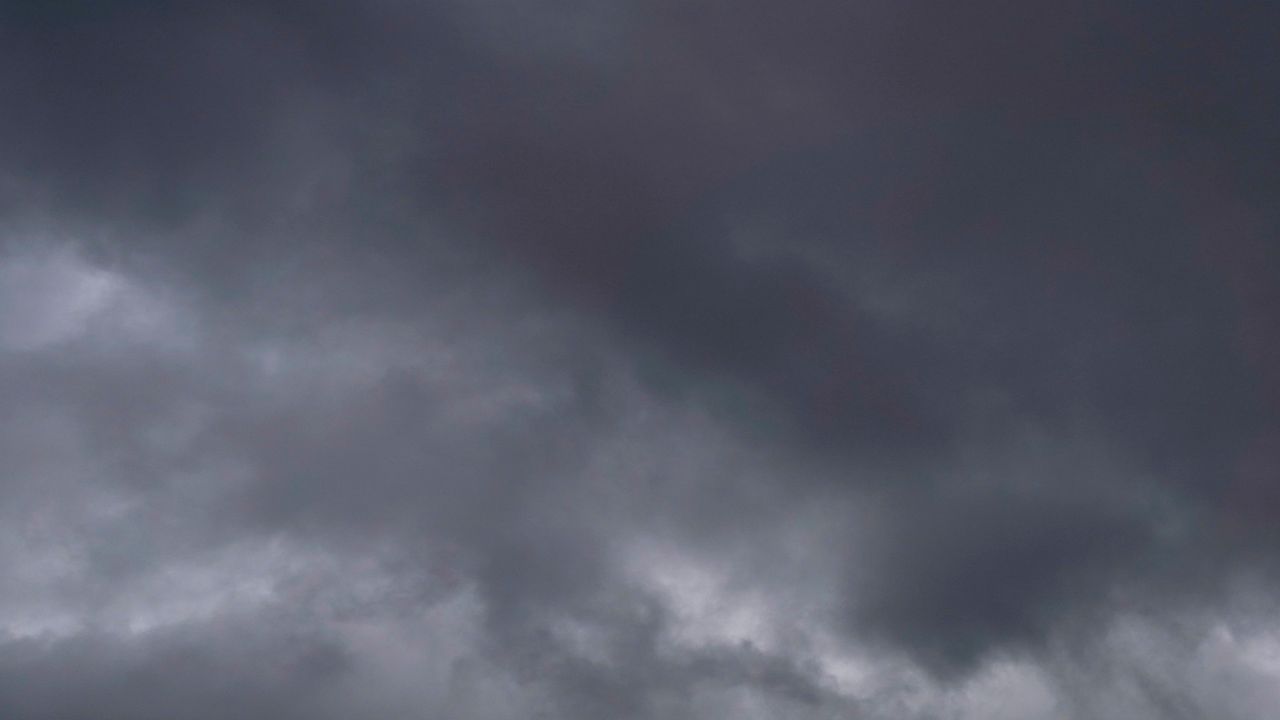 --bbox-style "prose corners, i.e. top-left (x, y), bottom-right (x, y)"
top-left (2, 1), bottom-right (1279, 718)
